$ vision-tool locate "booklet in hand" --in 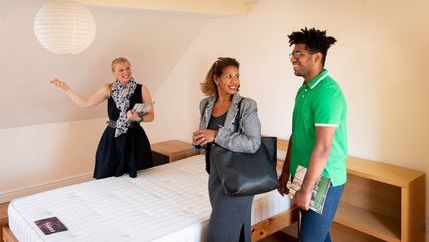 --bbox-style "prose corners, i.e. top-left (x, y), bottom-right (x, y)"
top-left (34, 216), bottom-right (68, 235)
top-left (286, 165), bottom-right (331, 214)
top-left (132, 102), bottom-right (154, 115)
